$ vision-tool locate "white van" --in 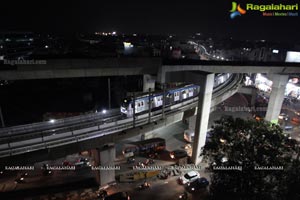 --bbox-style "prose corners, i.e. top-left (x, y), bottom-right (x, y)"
top-left (184, 129), bottom-right (194, 143)
top-left (184, 128), bottom-right (213, 143)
